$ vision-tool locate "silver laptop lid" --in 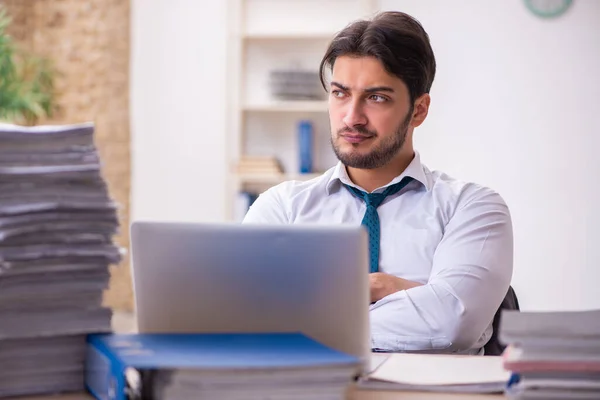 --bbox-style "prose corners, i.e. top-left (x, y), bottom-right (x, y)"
top-left (130, 221), bottom-right (370, 364)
